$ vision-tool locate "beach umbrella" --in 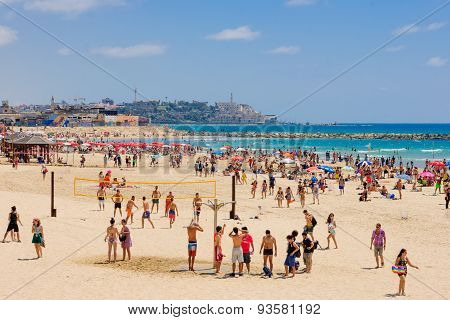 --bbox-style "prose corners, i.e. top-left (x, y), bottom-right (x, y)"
top-left (430, 161), bottom-right (445, 167)
top-left (342, 166), bottom-right (354, 171)
top-left (232, 155), bottom-right (244, 161)
top-left (212, 150), bottom-right (223, 155)
top-left (283, 152), bottom-right (294, 158)
top-left (236, 147), bottom-right (246, 152)
top-left (396, 174), bottom-right (411, 181)
top-left (219, 147), bottom-right (228, 151)
top-left (162, 144), bottom-right (170, 148)
top-left (63, 142), bottom-right (72, 146)
top-left (446, 161), bottom-right (450, 166)
top-left (151, 141), bottom-right (164, 146)
top-left (419, 171), bottom-right (435, 179)
top-left (280, 158), bottom-right (295, 164)
top-left (151, 154), bottom-right (161, 158)
top-left (359, 161), bottom-right (372, 166)
top-left (319, 165), bottom-right (335, 173)
top-left (81, 143), bottom-right (91, 147)
top-left (170, 142), bottom-right (182, 147)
